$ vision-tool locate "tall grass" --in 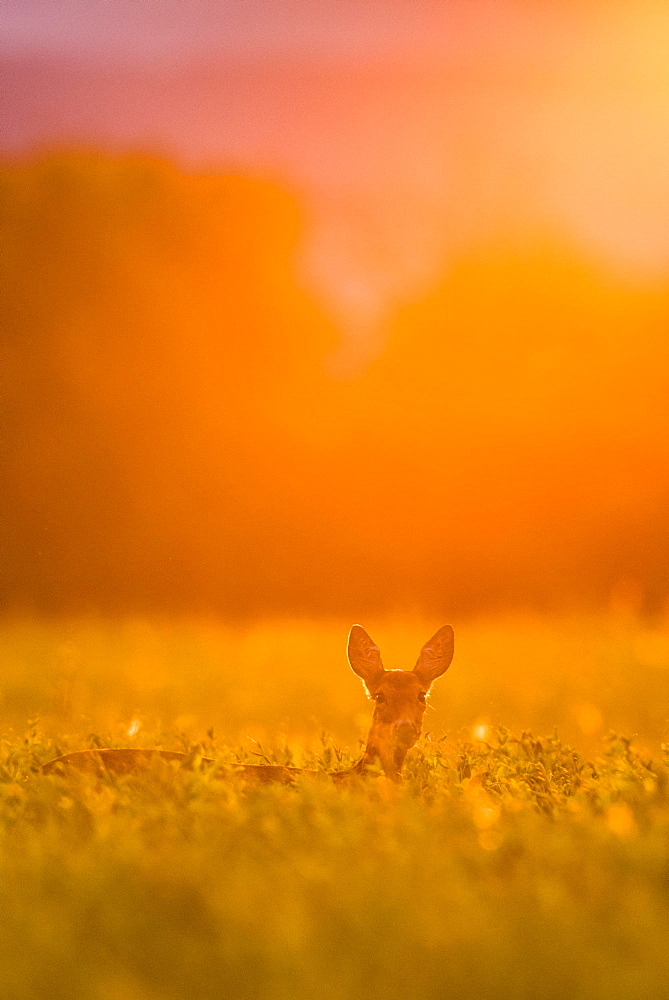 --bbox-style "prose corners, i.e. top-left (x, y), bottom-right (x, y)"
top-left (1, 615), bottom-right (668, 999)
top-left (1, 614), bottom-right (667, 751)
